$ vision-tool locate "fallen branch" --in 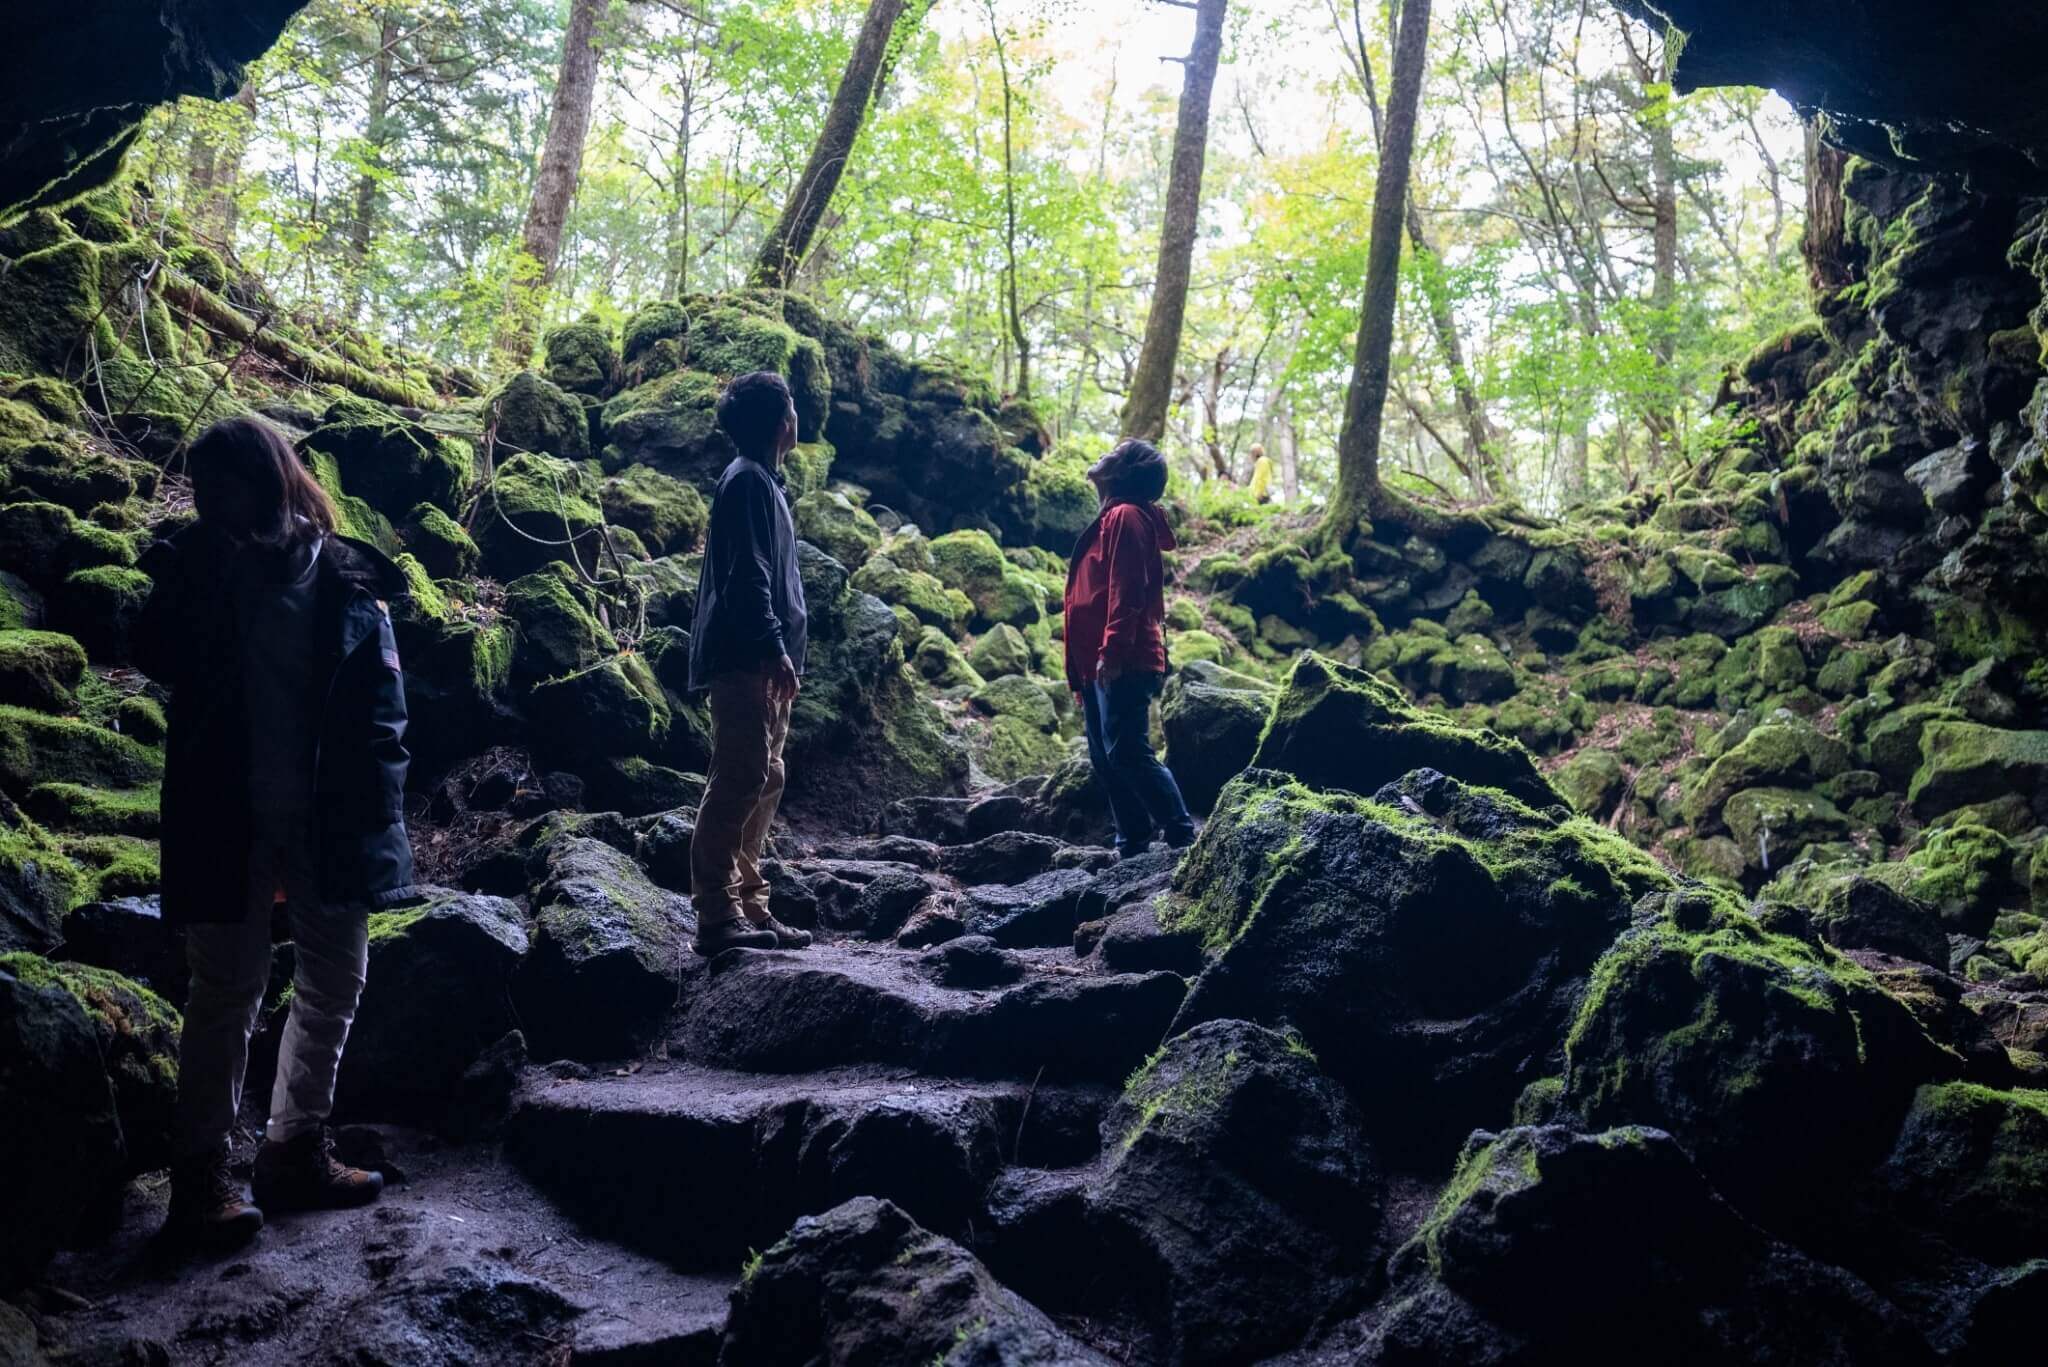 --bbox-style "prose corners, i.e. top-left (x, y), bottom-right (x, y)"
top-left (160, 272), bottom-right (435, 409)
